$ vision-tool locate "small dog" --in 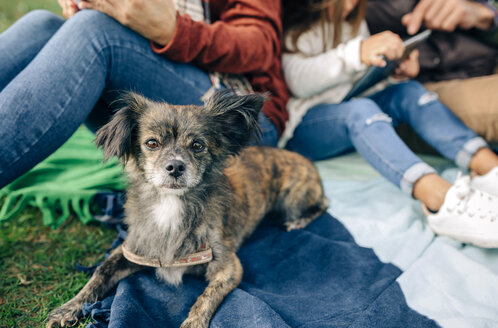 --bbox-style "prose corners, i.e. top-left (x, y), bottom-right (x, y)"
top-left (47, 90), bottom-right (328, 328)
